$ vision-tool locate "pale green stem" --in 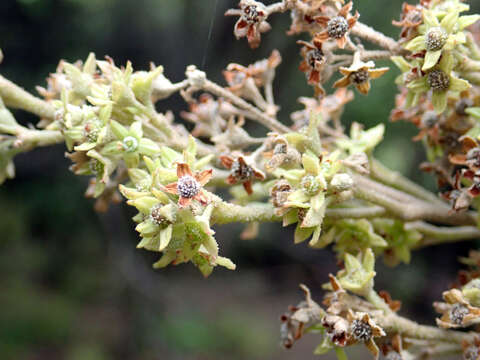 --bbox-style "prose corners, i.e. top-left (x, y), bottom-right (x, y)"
top-left (353, 174), bottom-right (476, 226)
top-left (379, 313), bottom-right (476, 344)
top-left (365, 287), bottom-right (393, 314)
top-left (370, 159), bottom-right (446, 207)
top-left (334, 347), bottom-right (348, 360)
top-left (406, 221), bottom-right (480, 248)
top-left (460, 71), bottom-right (480, 86)
top-left (212, 202), bottom-right (280, 225)
top-left (0, 75), bottom-right (55, 119)
top-left (16, 128), bottom-right (64, 149)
